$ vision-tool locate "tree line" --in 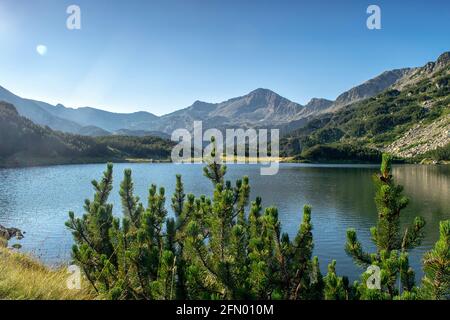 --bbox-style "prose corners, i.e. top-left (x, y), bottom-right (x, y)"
top-left (0, 102), bottom-right (173, 167)
top-left (280, 69), bottom-right (450, 162)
